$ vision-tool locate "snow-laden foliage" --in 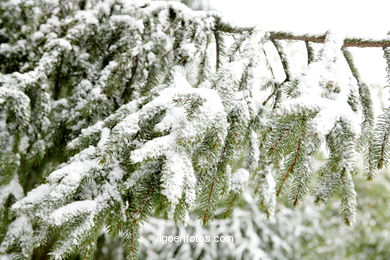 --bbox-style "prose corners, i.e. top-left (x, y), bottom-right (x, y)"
top-left (0, 0), bottom-right (389, 258)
